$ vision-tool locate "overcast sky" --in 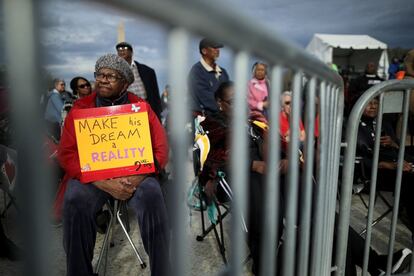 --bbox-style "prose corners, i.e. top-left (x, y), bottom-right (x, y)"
top-left (1, 0), bottom-right (413, 91)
